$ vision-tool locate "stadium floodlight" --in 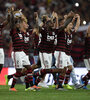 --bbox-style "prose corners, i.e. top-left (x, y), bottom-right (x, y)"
top-left (75, 2), bottom-right (79, 7)
top-left (83, 20), bottom-right (87, 25)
